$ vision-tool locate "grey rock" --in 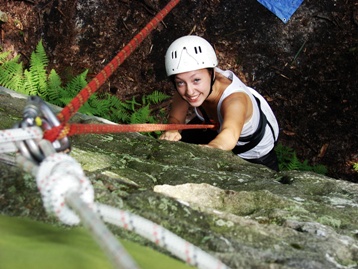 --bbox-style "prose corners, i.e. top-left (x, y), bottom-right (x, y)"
top-left (1, 88), bottom-right (357, 269)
